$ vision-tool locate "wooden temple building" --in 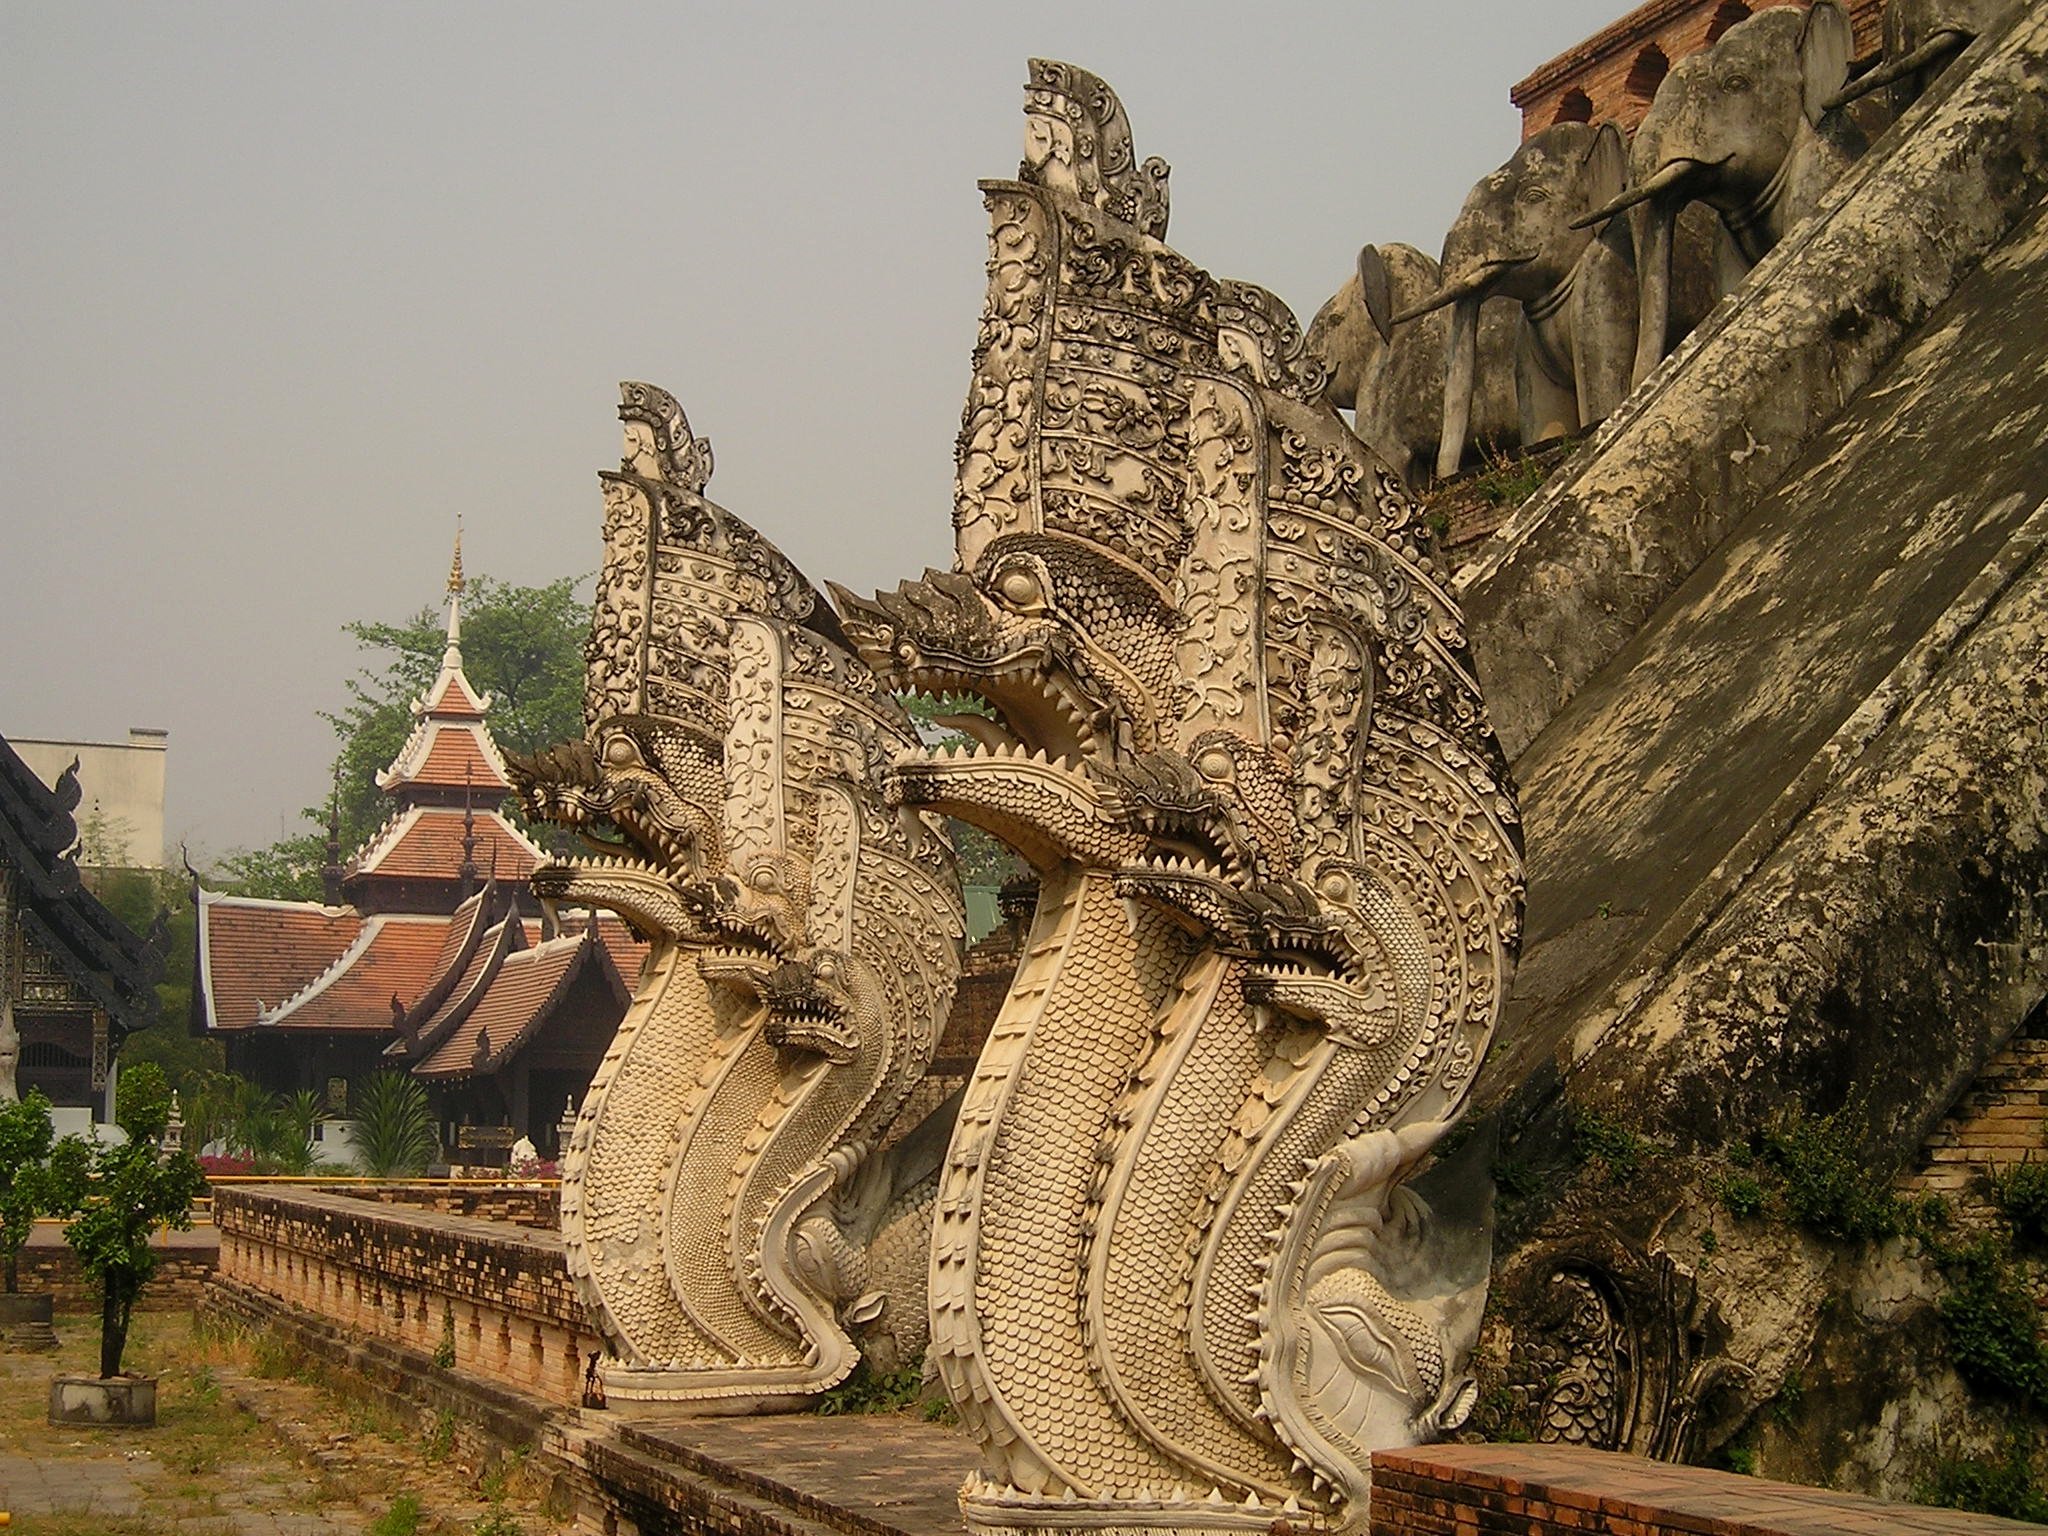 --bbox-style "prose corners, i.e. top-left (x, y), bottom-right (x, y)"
top-left (191, 550), bottom-right (643, 1151)
top-left (0, 732), bottom-right (163, 1120)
